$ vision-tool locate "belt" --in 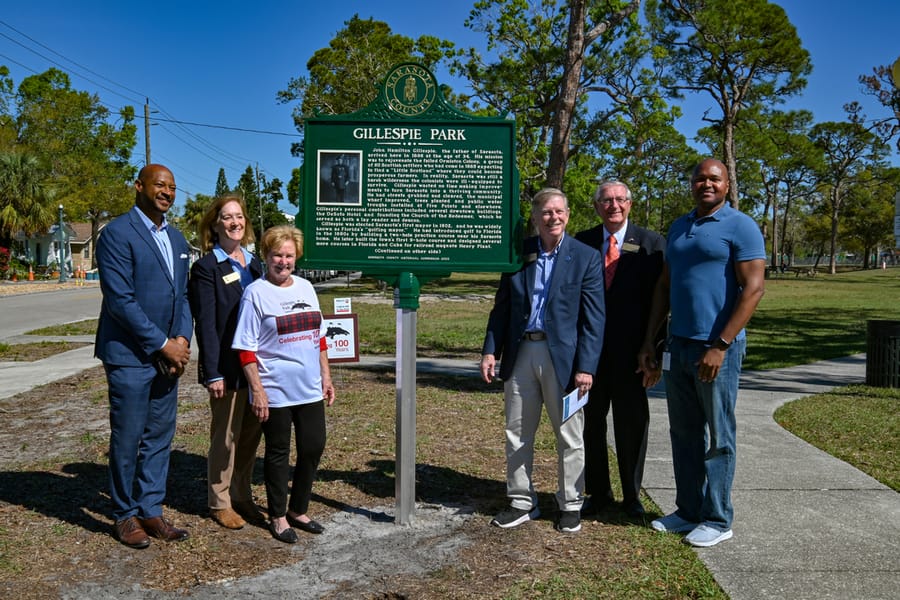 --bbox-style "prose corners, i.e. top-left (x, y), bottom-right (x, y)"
top-left (523, 331), bottom-right (547, 341)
